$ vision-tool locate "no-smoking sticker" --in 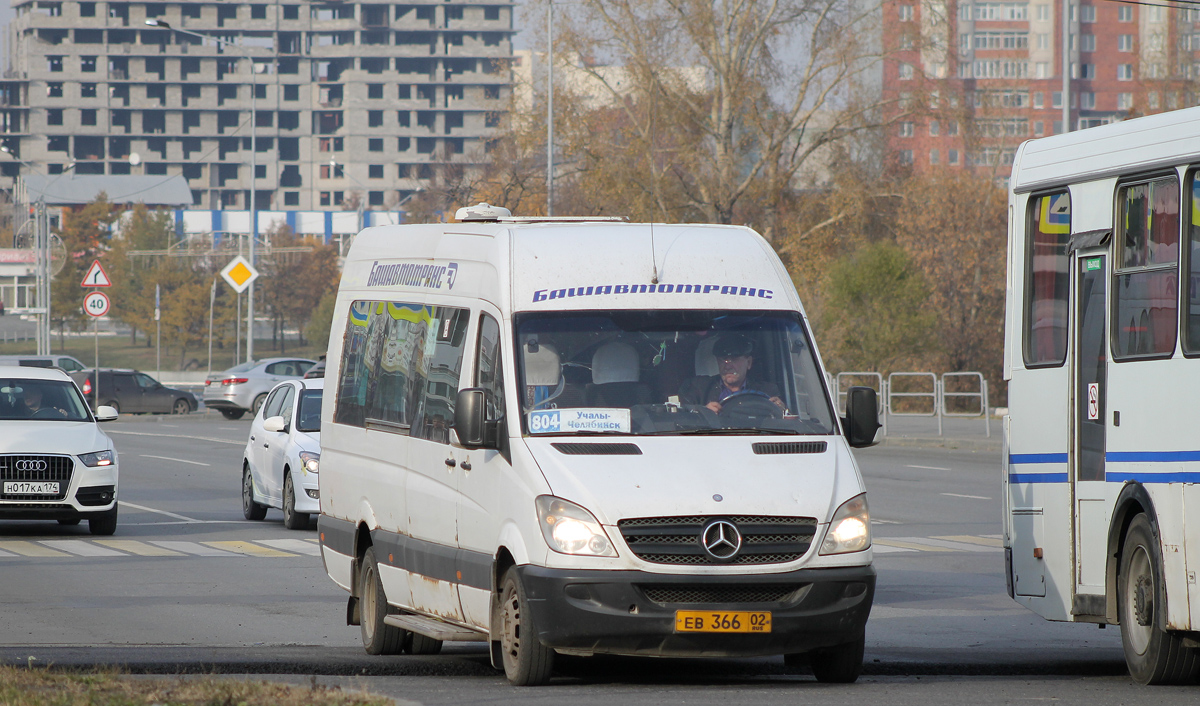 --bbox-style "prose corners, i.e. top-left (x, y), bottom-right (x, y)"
top-left (1086, 382), bottom-right (1099, 421)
